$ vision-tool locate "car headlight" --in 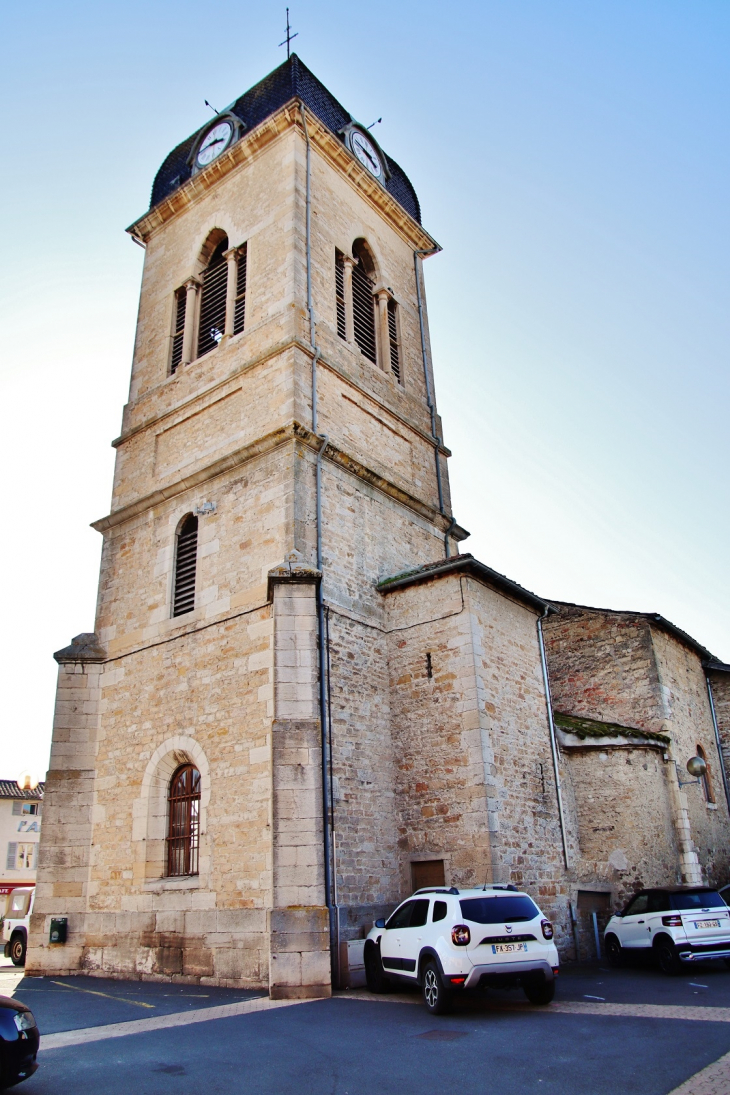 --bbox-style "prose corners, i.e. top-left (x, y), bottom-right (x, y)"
top-left (13, 1012), bottom-right (36, 1032)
